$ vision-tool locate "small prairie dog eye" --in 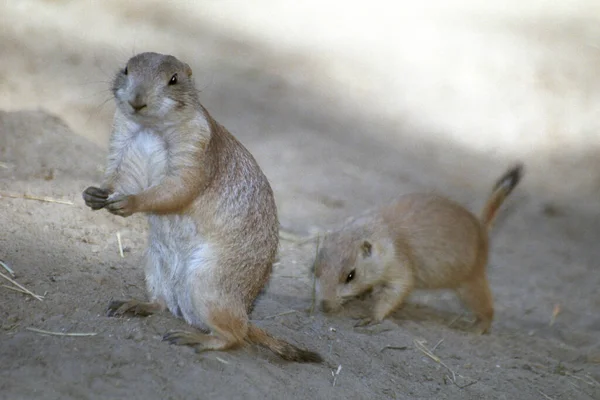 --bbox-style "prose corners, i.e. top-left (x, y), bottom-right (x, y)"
top-left (169, 73), bottom-right (178, 85)
top-left (345, 269), bottom-right (355, 284)
top-left (123, 66), bottom-right (128, 75)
